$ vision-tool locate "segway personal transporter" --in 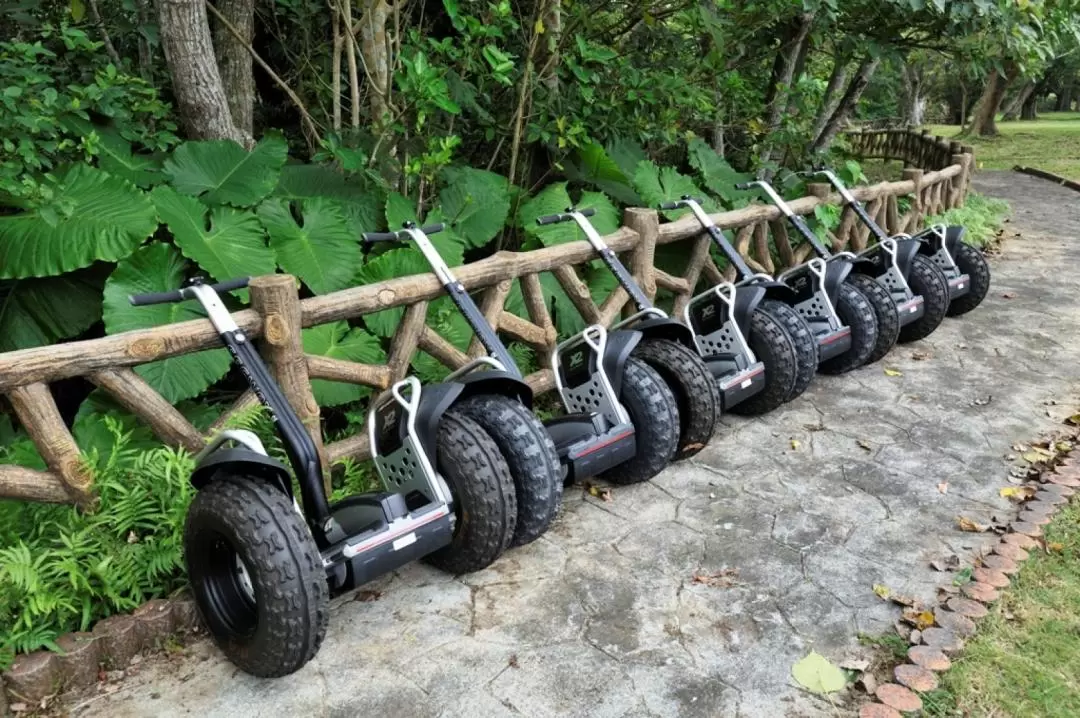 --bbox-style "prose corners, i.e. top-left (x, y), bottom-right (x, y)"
top-left (534, 209), bottom-right (720, 458)
top-left (741, 179), bottom-right (897, 367)
top-left (809, 169), bottom-right (990, 321)
top-left (362, 222), bottom-right (679, 494)
top-left (130, 276), bottom-right (524, 678)
top-left (801, 169), bottom-right (950, 343)
top-left (658, 197), bottom-right (806, 415)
